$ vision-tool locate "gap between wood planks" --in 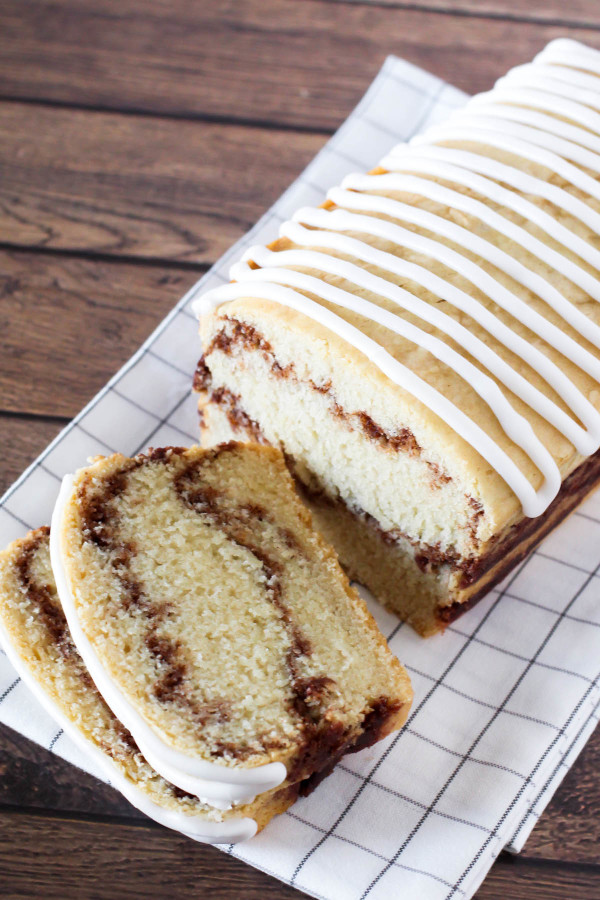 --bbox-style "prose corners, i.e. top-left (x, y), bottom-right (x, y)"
top-left (320, 0), bottom-right (600, 30)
